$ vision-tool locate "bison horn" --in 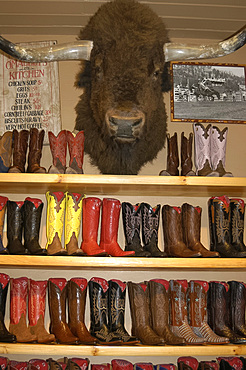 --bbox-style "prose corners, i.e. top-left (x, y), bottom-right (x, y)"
top-left (0, 36), bottom-right (93, 62)
top-left (164, 25), bottom-right (246, 62)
